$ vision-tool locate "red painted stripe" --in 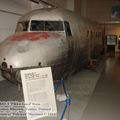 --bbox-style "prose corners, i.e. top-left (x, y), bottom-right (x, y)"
top-left (10, 32), bottom-right (50, 41)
